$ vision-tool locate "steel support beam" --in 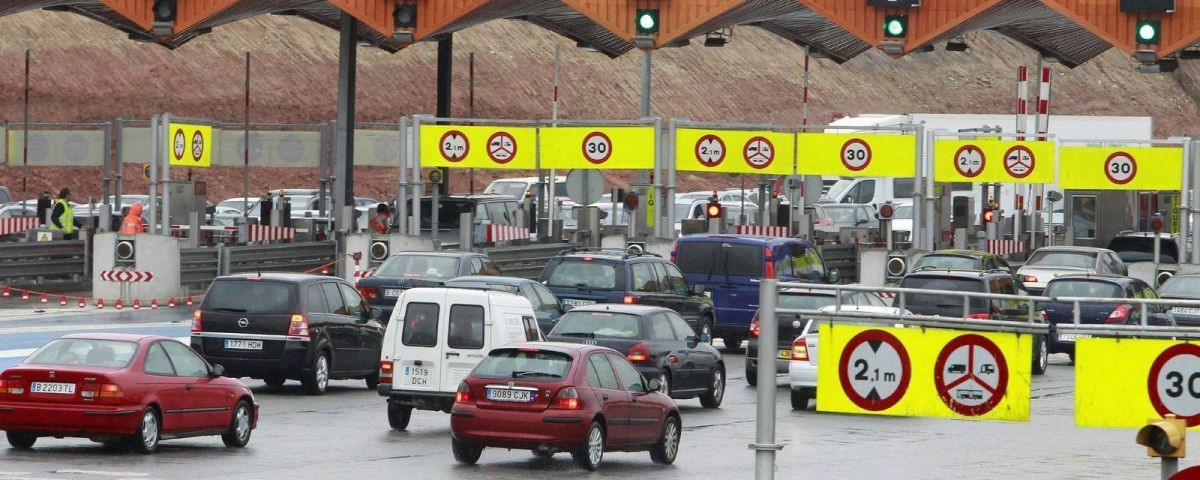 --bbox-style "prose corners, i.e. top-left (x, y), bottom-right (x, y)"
top-left (435, 34), bottom-right (453, 195)
top-left (333, 12), bottom-right (357, 232)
